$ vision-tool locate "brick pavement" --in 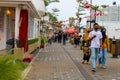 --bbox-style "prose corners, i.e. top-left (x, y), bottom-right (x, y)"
top-left (25, 42), bottom-right (120, 80)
